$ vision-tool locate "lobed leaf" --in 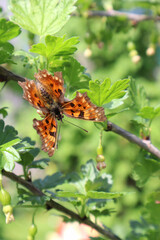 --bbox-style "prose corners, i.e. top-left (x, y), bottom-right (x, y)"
top-left (0, 42), bottom-right (14, 64)
top-left (133, 153), bottom-right (160, 187)
top-left (30, 35), bottom-right (79, 57)
top-left (0, 18), bottom-right (21, 42)
top-left (137, 106), bottom-right (160, 121)
top-left (29, 158), bottom-right (50, 169)
top-left (80, 78), bottom-right (129, 107)
top-left (10, 0), bottom-right (77, 37)
top-left (0, 146), bottom-right (21, 171)
top-left (63, 57), bottom-right (90, 92)
top-left (129, 77), bottom-right (148, 111)
top-left (34, 172), bottom-right (65, 190)
top-left (0, 120), bottom-right (18, 146)
top-left (0, 107), bottom-right (8, 118)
